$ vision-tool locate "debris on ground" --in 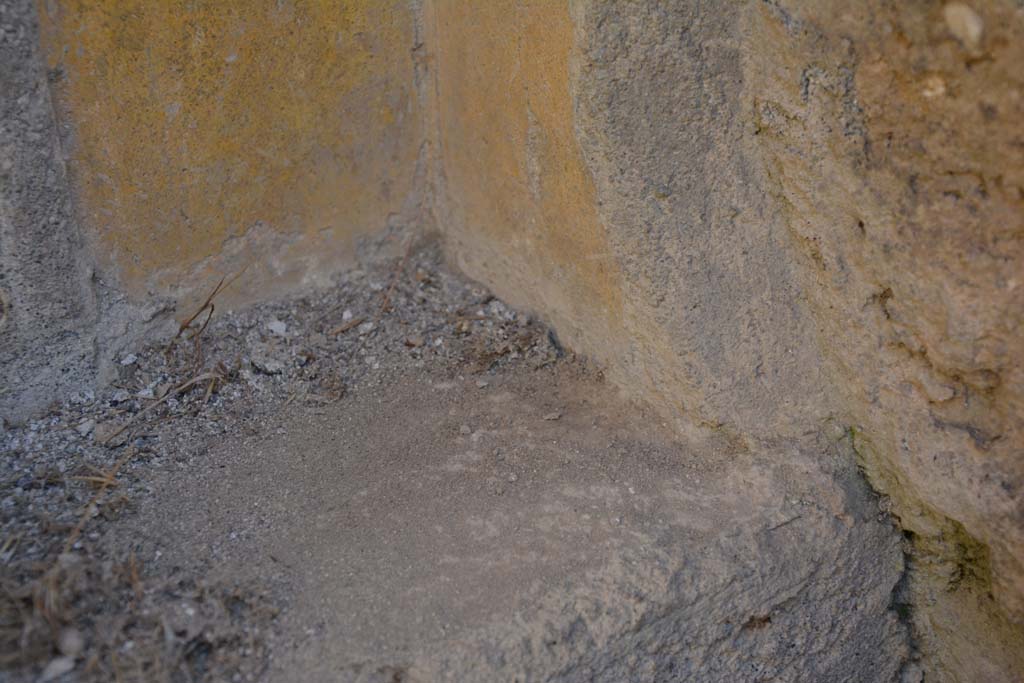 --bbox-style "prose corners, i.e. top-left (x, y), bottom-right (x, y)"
top-left (0, 231), bottom-right (563, 682)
